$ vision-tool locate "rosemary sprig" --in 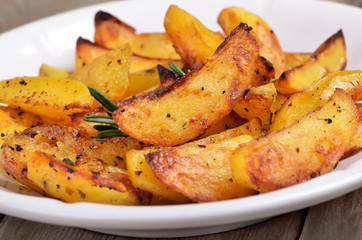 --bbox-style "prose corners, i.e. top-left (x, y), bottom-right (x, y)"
top-left (168, 61), bottom-right (185, 76)
top-left (88, 86), bottom-right (119, 112)
top-left (85, 87), bottom-right (128, 138)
